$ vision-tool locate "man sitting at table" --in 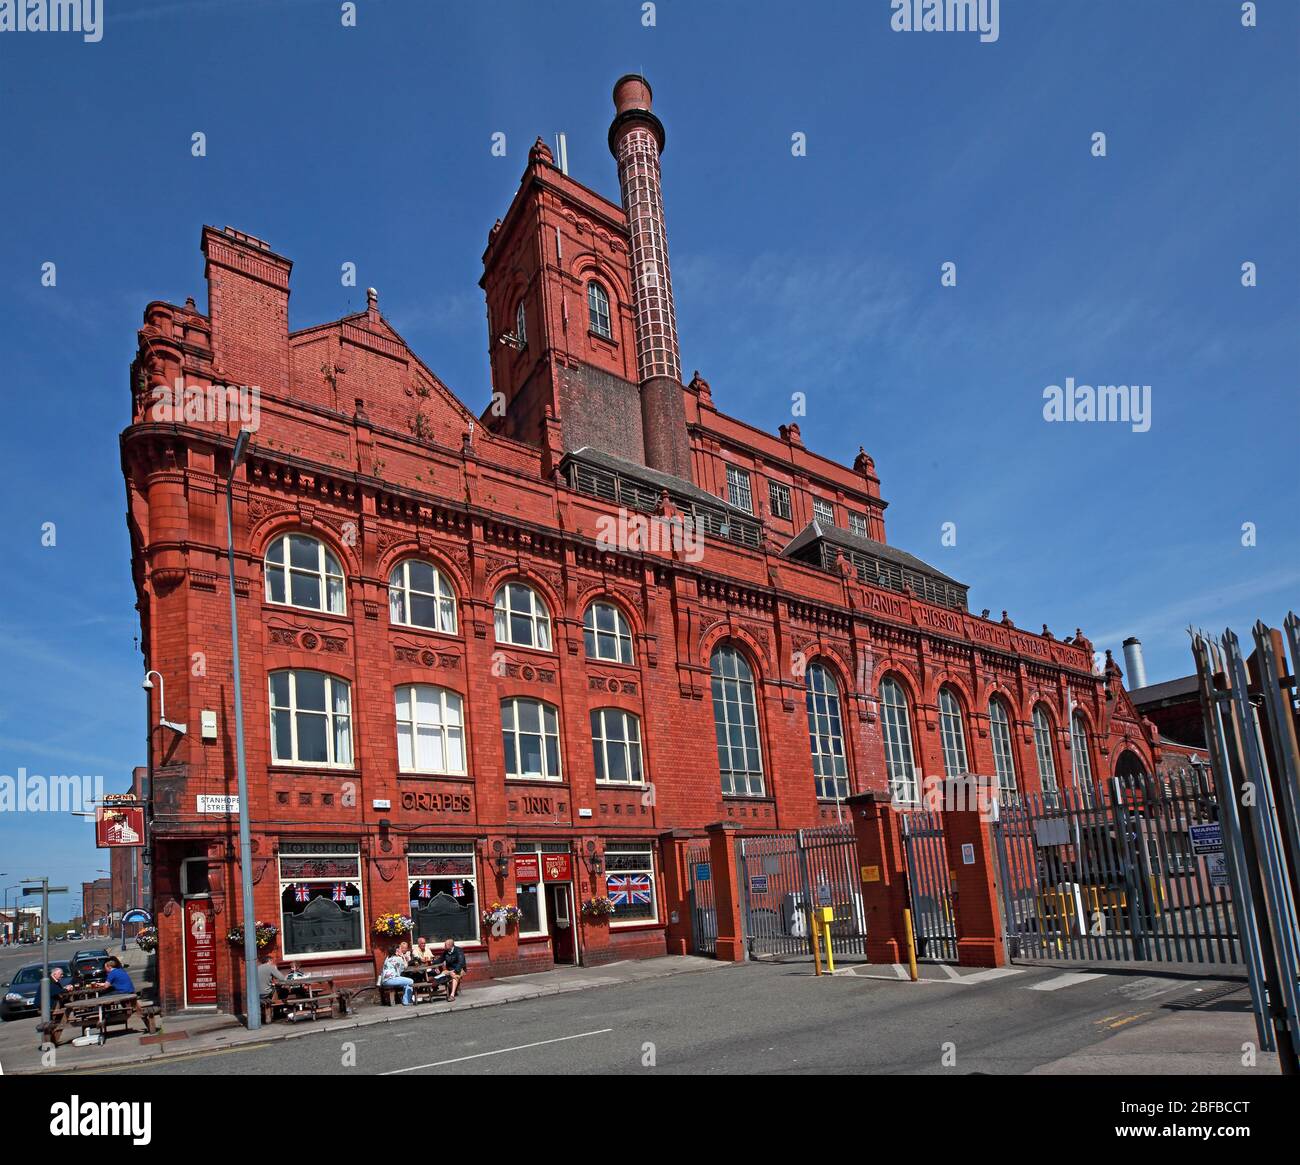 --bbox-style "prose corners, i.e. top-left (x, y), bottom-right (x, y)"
top-left (411, 936), bottom-right (436, 965)
top-left (256, 950), bottom-right (292, 1003)
top-left (94, 957), bottom-right (136, 998)
top-left (48, 965), bottom-right (69, 1006)
top-left (431, 938), bottom-right (466, 1001)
